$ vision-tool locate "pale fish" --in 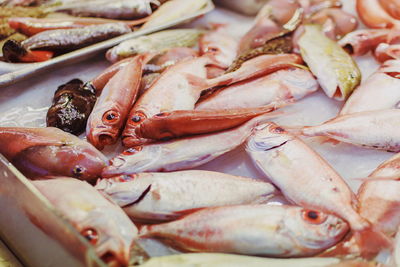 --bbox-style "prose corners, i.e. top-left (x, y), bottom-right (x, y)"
top-left (196, 68), bottom-right (318, 110)
top-left (102, 113), bottom-right (276, 176)
top-left (33, 178), bottom-right (138, 266)
top-left (298, 24), bottom-right (361, 101)
top-left (340, 60), bottom-right (400, 115)
top-left (139, 204), bottom-right (349, 257)
top-left (245, 122), bottom-right (389, 256)
top-left (300, 109), bottom-right (400, 152)
top-left (95, 170), bottom-right (276, 222)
